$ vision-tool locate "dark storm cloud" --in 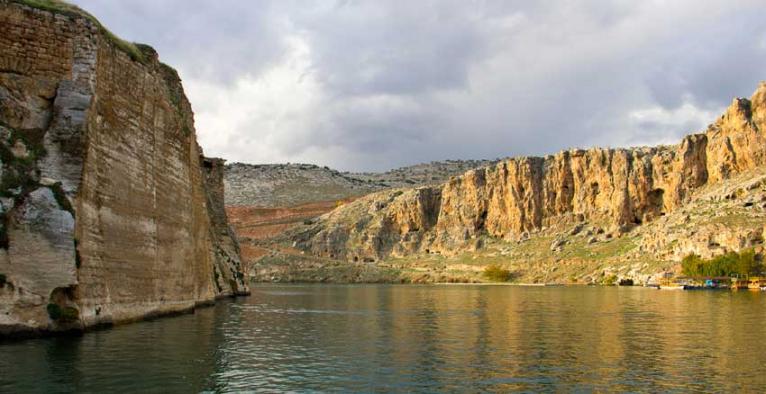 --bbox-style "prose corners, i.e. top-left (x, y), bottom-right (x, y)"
top-left (71, 0), bottom-right (766, 171)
